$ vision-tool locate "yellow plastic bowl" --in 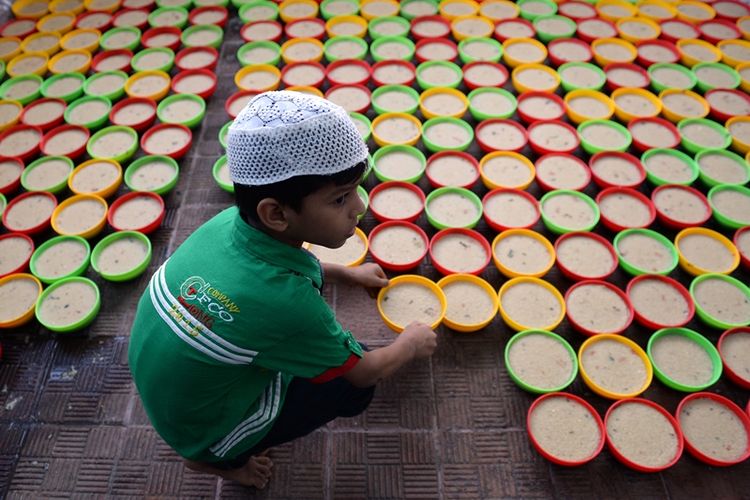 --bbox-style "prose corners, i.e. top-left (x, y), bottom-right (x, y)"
top-left (591, 37), bottom-right (637, 66)
top-left (596, 0), bottom-right (638, 22)
top-left (0, 37), bottom-right (22, 63)
top-left (280, 37), bottom-right (324, 63)
top-left (659, 88), bottom-right (708, 122)
top-left (726, 116), bottom-right (750, 155)
top-left (479, 151), bottom-right (535, 190)
top-left (360, 0), bottom-right (399, 20)
top-left (718, 39), bottom-right (750, 68)
top-left (285, 85), bottom-right (324, 97)
top-left (439, 0), bottom-right (480, 21)
top-left (497, 276), bottom-right (565, 332)
top-left (479, 0), bottom-right (519, 22)
top-left (737, 62), bottom-right (750, 93)
top-left (36, 12), bottom-right (76, 35)
top-left (451, 15), bottom-right (494, 41)
top-left (68, 158), bottom-right (123, 198)
top-left (20, 32), bottom-right (61, 56)
top-left (674, 227), bottom-right (740, 276)
top-left (437, 273), bottom-right (498, 332)
top-left (60, 28), bottom-right (100, 52)
top-left (11, 0), bottom-right (49, 20)
top-left (675, 0), bottom-right (715, 24)
top-left (511, 63), bottom-right (560, 93)
top-left (491, 229), bottom-right (555, 278)
top-left (0, 273), bottom-right (42, 328)
top-left (371, 112), bottom-right (422, 147)
top-left (0, 100), bottom-right (23, 132)
top-left (304, 227), bottom-right (368, 266)
top-left (611, 87), bottom-right (662, 122)
top-left (615, 16), bottom-right (661, 43)
top-left (502, 37), bottom-right (547, 68)
top-left (325, 15), bottom-right (368, 38)
top-left (48, 48), bottom-right (91, 74)
top-left (50, 0), bottom-right (85, 16)
top-left (125, 70), bottom-right (171, 101)
top-left (377, 274), bottom-right (447, 333)
top-left (234, 64), bottom-right (281, 92)
top-left (636, 0), bottom-right (677, 22)
top-left (7, 51), bottom-right (48, 77)
top-left (564, 89), bottom-right (615, 124)
top-left (578, 334), bottom-right (653, 400)
top-left (738, 16), bottom-right (750, 40)
top-left (419, 87), bottom-right (469, 119)
top-left (278, 0), bottom-right (319, 23)
top-left (677, 38), bottom-right (721, 67)
top-left (50, 193), bottom-right (108, 239)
